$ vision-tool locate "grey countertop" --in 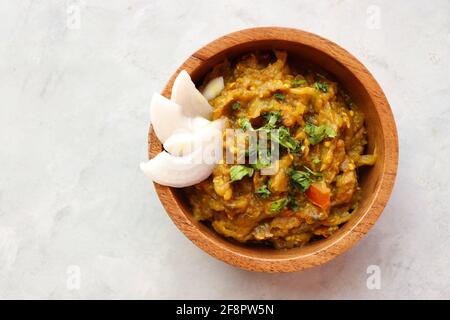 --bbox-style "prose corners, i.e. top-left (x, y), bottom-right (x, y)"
top-left (0, 0), bottom-right (449, 299)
